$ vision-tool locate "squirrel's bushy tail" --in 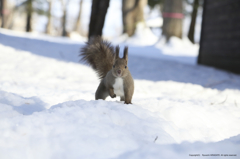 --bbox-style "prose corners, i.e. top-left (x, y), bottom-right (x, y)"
top-left (80, 36), bottom-right (115, 79)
